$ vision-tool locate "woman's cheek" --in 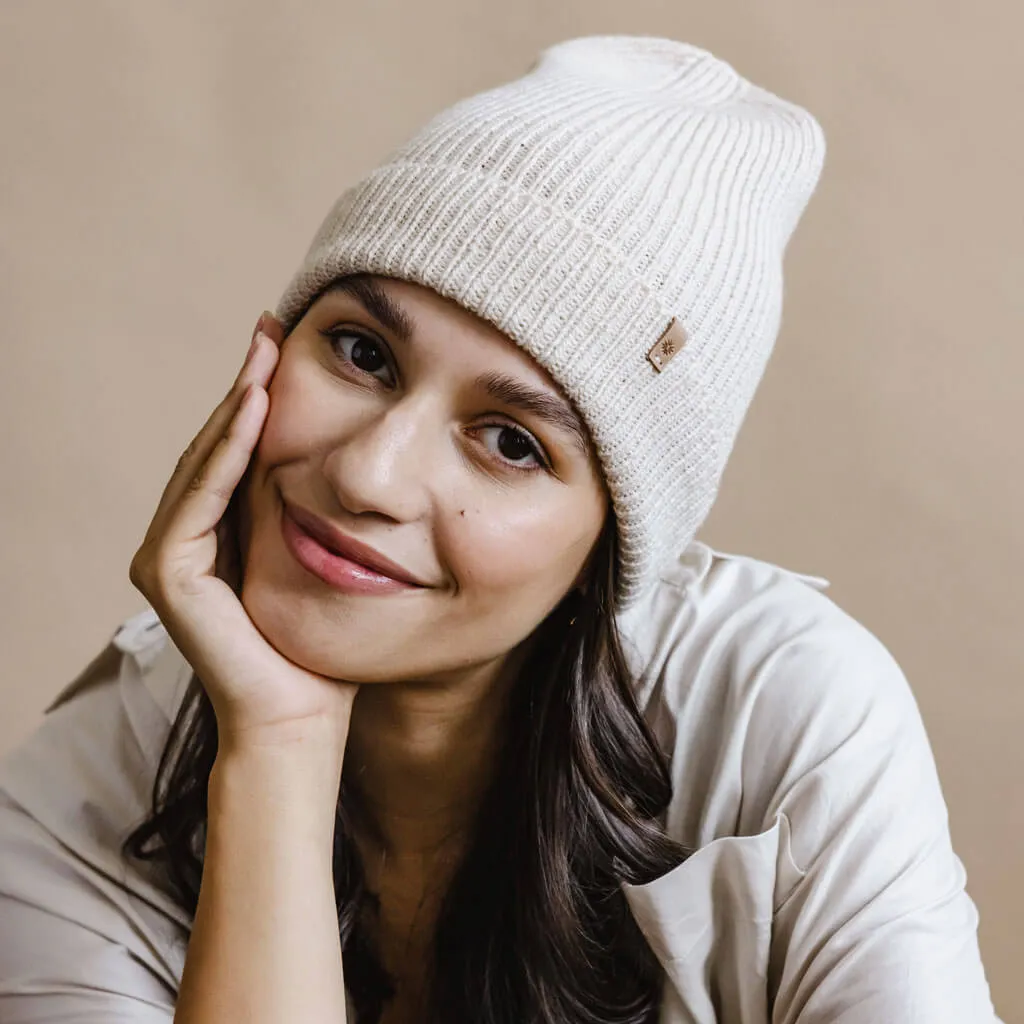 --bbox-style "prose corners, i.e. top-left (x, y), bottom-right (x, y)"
top-left (255, 363), bottom-right (311, 463)
top-left (253, 399), bottom-right (289, 465)
top-left (455, 498), bottom-right (571, 591)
